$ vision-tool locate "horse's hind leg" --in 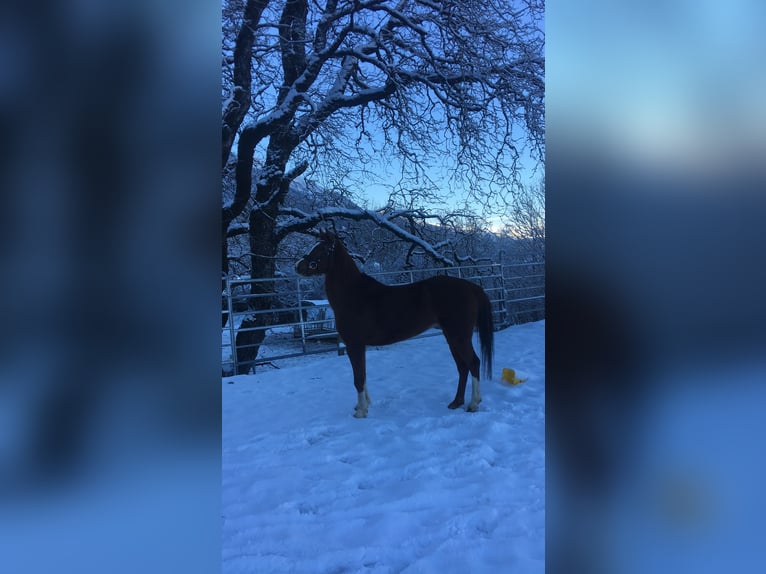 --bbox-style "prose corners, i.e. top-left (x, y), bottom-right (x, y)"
top-left (448, 358), bottom-right (469, 410)
top-left (461, 339), bottom-right (481, 413)
top-left (446, 339), bottom-right (470, 409)
top-left (466, 348), bottom-right (482, 412)
top-left (448, 336), bottom-right (482, 412)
